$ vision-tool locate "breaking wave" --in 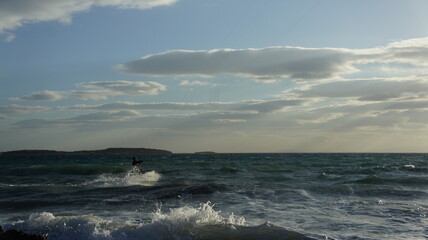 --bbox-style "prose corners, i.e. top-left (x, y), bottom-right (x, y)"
top-left (3, 202), bottom-right (316, 240)
top-left (85, 169), bottom-right (161, 187)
